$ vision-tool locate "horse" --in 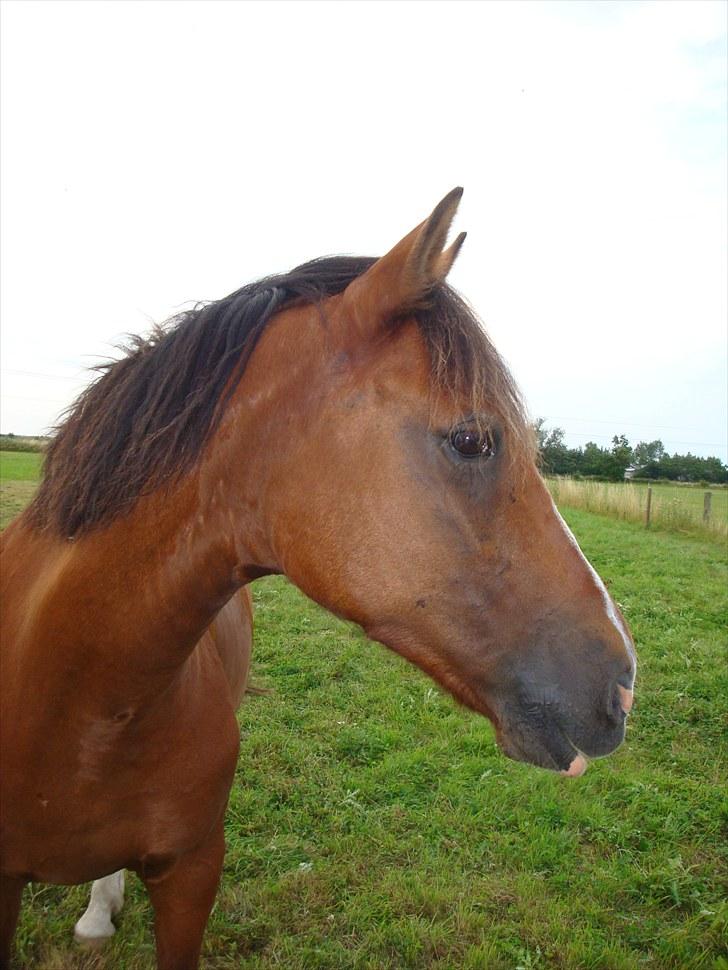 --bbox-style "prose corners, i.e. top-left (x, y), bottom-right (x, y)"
top-left (0, 188), bottom-right (636, 969)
